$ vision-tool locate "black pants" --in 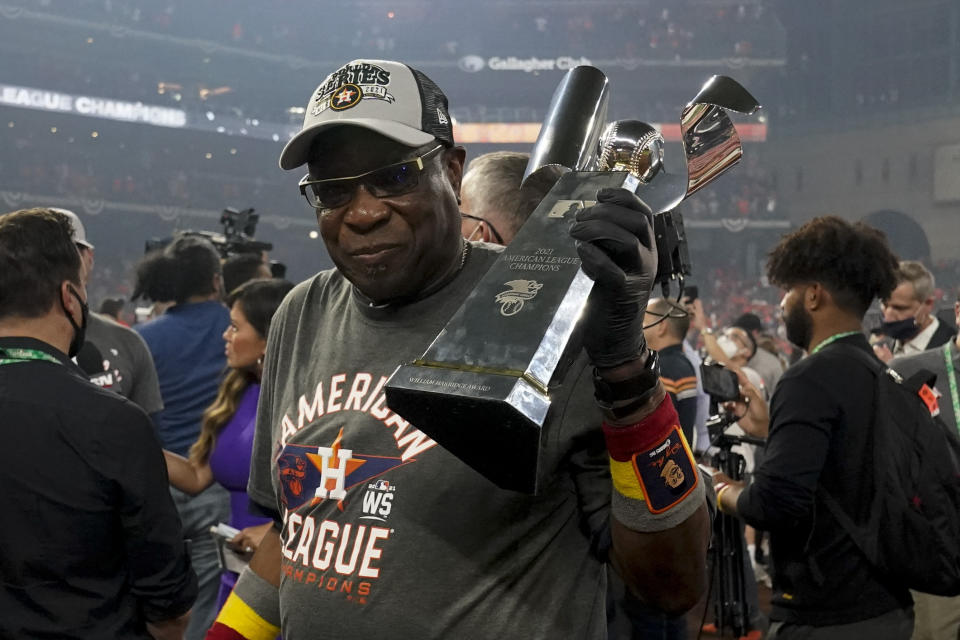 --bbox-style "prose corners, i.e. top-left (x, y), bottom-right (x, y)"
top-left (768, 608), bottom-right (914, 640)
